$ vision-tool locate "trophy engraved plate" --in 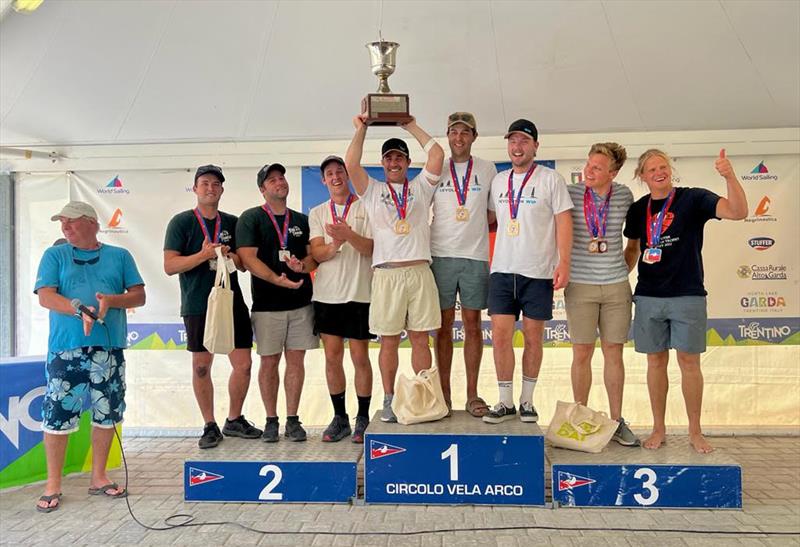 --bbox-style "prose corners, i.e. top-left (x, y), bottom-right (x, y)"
top-left (362, 41), bottom-right (412, 126)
